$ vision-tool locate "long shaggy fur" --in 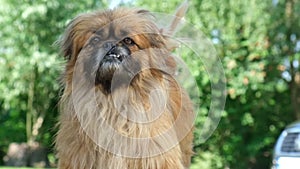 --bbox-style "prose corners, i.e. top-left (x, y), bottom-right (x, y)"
top-left (56, 5), bottom-right (194, 169)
